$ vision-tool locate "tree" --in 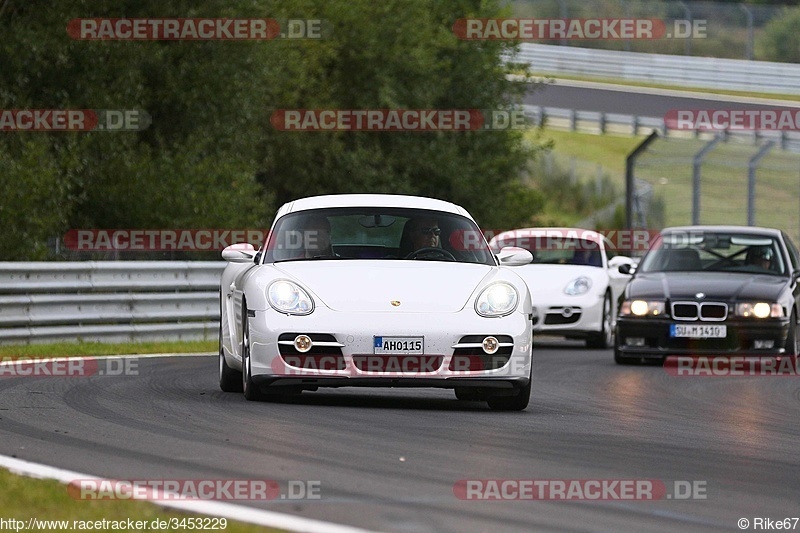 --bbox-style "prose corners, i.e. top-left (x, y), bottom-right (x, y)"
top-left (759, 5), bottom-right (800, 62)
top-left (0, 0), bottom-right (546, 259)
